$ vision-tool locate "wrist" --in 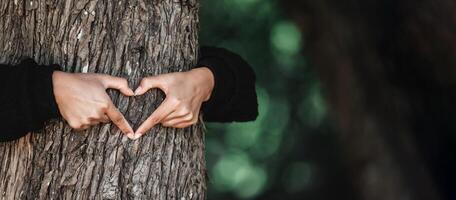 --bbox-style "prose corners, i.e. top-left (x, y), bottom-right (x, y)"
top-left (190, 67), bottom-right (215, 101)
top-left (51, 71), bottom-right (71, 107)
top-left (52, 71), bottom-right (67, 89)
